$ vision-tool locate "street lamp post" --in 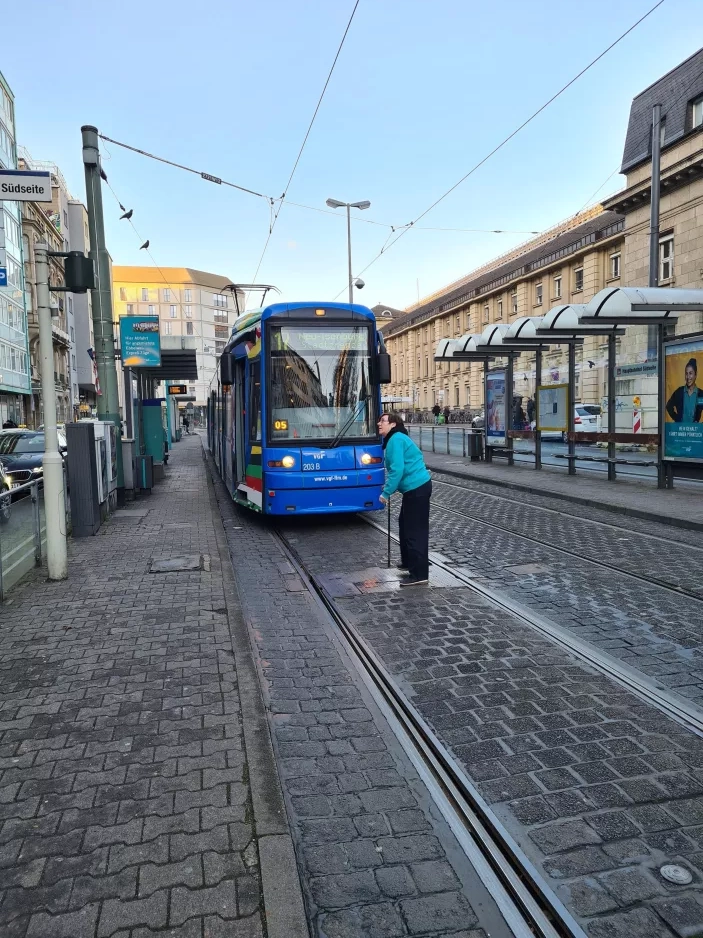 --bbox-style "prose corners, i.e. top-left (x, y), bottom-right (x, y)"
top-left (325, 198), bottom-right (371, 303)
